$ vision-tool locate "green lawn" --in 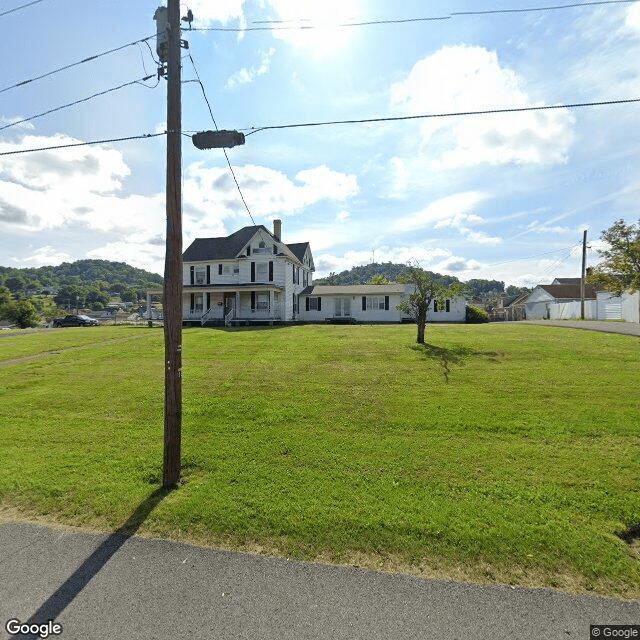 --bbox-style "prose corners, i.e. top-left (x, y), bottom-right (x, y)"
top-left (0, 323), bottom-right (638, 598)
